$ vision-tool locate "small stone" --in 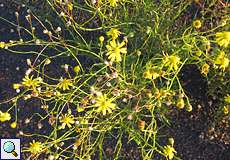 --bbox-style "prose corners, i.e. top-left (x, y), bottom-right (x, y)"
top-left (199, 132), bottom-right (204, 139)
top-left (197, 104), bottom-right (202, 109)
